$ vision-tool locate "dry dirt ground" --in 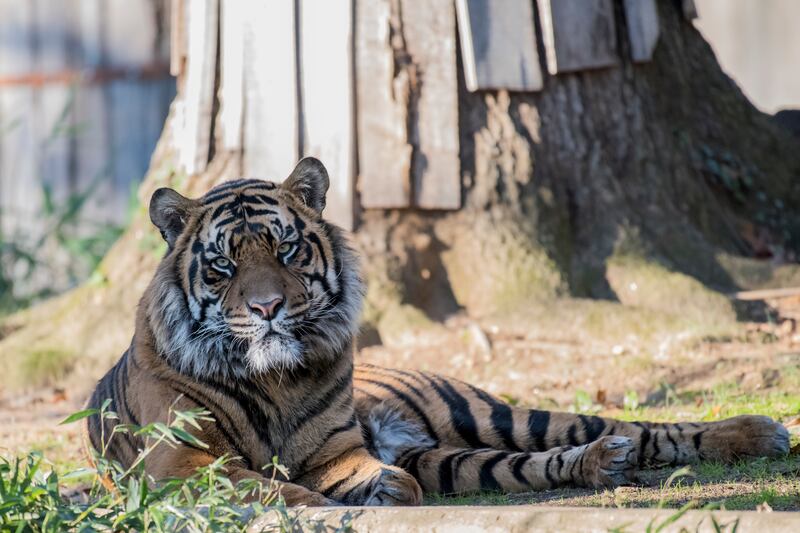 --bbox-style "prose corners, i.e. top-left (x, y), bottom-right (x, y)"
top-left (1, 301), bottom-right (799, 513)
